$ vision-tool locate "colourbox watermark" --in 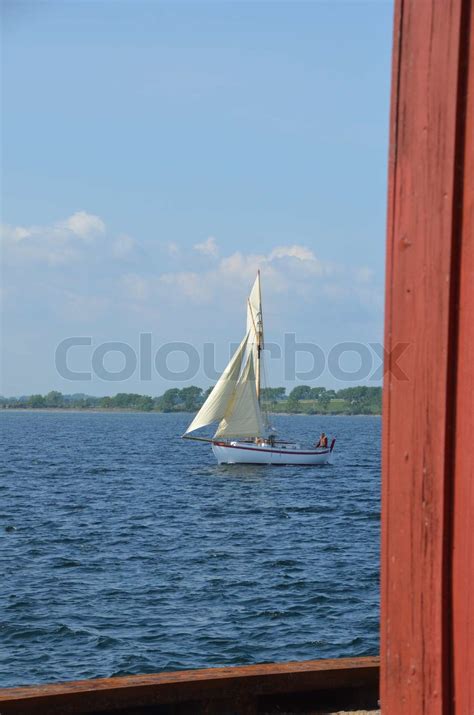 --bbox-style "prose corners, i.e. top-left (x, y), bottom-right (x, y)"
top-left (55, 334), bottom-right (410, 384)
